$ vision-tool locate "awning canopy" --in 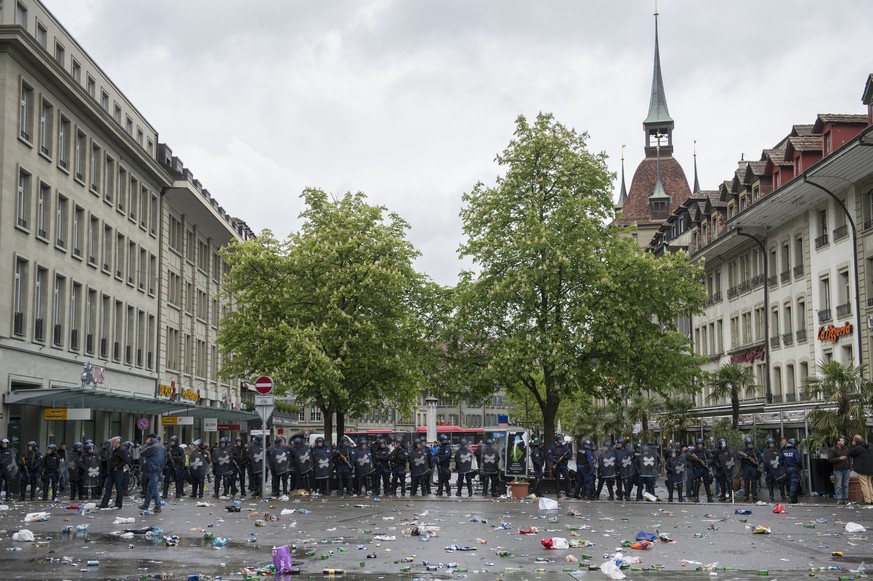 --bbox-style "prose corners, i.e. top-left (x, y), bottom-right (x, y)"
top-left (4, 388), bottom-right (257, 423)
